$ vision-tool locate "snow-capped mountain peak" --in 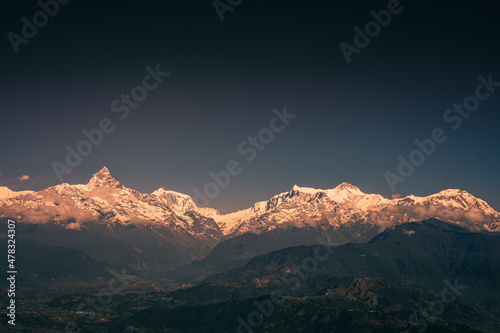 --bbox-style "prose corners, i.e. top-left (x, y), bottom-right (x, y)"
top-left (86, 167), bottom-right (123, 189)
top-left (334, 182), bottom-right (362, 192)
top-left (423, 189), bottom-right (497, 215)
top-left (0, 168), bottom-right (223, 245)
top-left (212, 182), bottom-right (500, 236)
top-left (326, 182), bottom-right (365, 203)
top-left (1, 168), bottom-right (499, 238)
top-left (287, 182), bottom-right (368, 205)
top-left (149, 188), bottom-right (197, 212)
top-left (0, 186), bottom-right (34, 199)
top-left (291, 185), bottom-right (321, 195)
